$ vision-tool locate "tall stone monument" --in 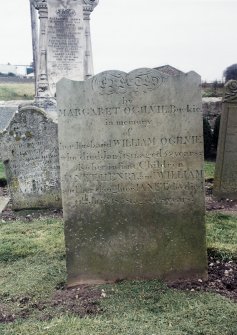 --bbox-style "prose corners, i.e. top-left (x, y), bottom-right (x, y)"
top-left (214, 80), bottom-right (237, 199)
top-left (57, 68), bottom-right (207, 286)
top-left (30, 0), bottom-right (99, 120)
